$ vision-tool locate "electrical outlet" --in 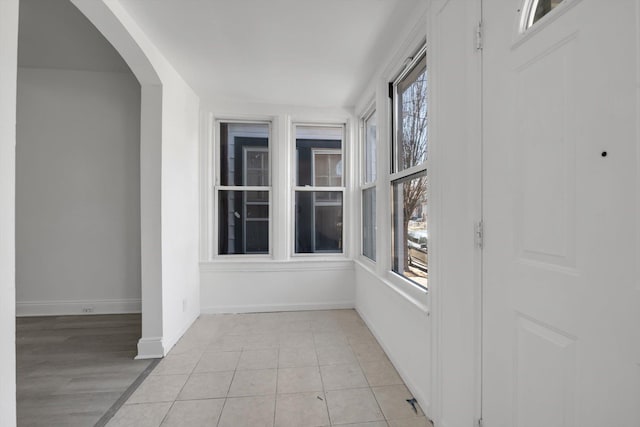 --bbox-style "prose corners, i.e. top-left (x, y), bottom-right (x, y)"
top-left (182, 299), bottom-right (187, 312)
top-left (82, 306), bottom-right (94, 313)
